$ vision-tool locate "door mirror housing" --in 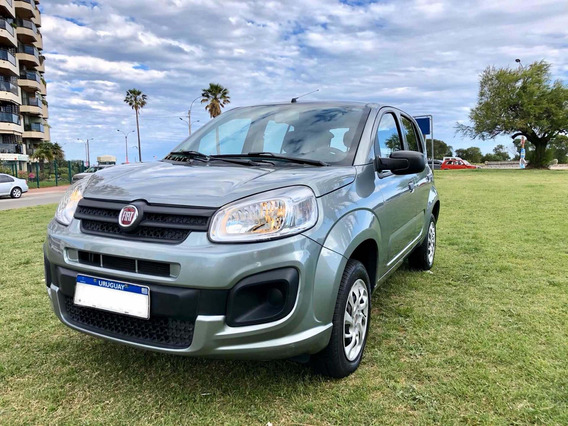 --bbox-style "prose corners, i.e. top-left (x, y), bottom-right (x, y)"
top-left (375, 150), bottom-right (426, 175)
